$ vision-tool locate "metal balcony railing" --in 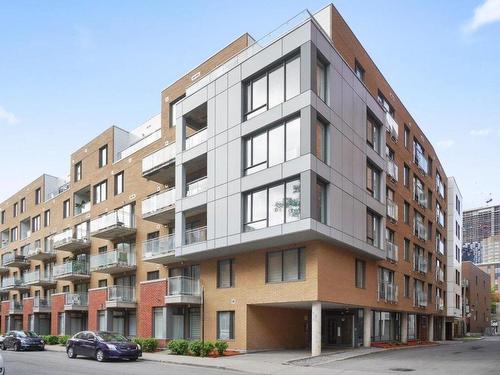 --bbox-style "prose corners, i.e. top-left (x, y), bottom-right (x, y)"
top-left (107, 286), bottom-right (136, 303)
top-left (436, 239), bottom-right (445, 255)
top-left (185, 127), bottom-right (207, 149)
top-left (142, 188), bottom-right (175, 216)
top-left (387, 199), bottom-right (398, 221)
top-left (53, 227), bottom-right (89, 247)
top-left (185, 226), bottom-right (207, 245)
top-left (9, 300), bottom-right (23, 313)
top-left (65, 292), bottom-right (88, 307)
top-left (186, 177), bottom-right (208, 197)
top-left (90, 210), bottom-right (134, 233)
top-left (167, 276), bottom-right (200, 296)
top-left (386, 241), bottom-right (398, 262)
top-left (142, 143), bottom-right (176, 173)
top-left (387, 160), bottom-right (398, 181)
top-left (415, 190), bottom-right (427, 208)
top-left (2, 252), bottom-right (27, 266)
top-left (2, 277), bottom-right (25, 289)
top-left (378, 282), bottom-right (398, 302)
top-left (53, 260), bottom-right (89, 278)
top-left (414, 151), bottom-right (428, 174)
top-left (90, 249), bottom-right (136, 271)
top-left (142, 234), bottom-right (175, 259)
